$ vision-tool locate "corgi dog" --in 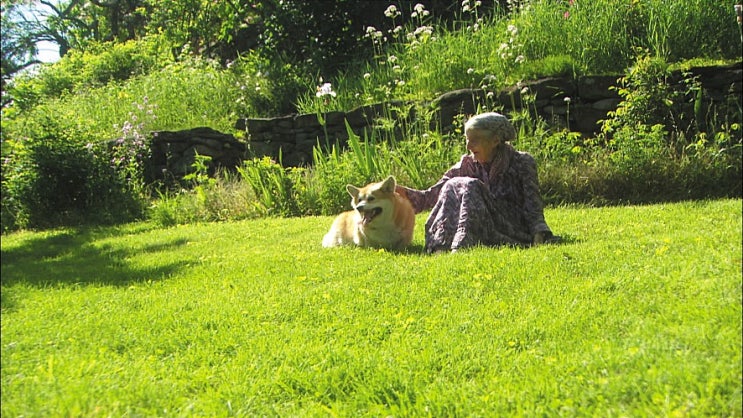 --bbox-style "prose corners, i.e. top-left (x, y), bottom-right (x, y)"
top-left (322, 176), bottom-right (415, 250)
